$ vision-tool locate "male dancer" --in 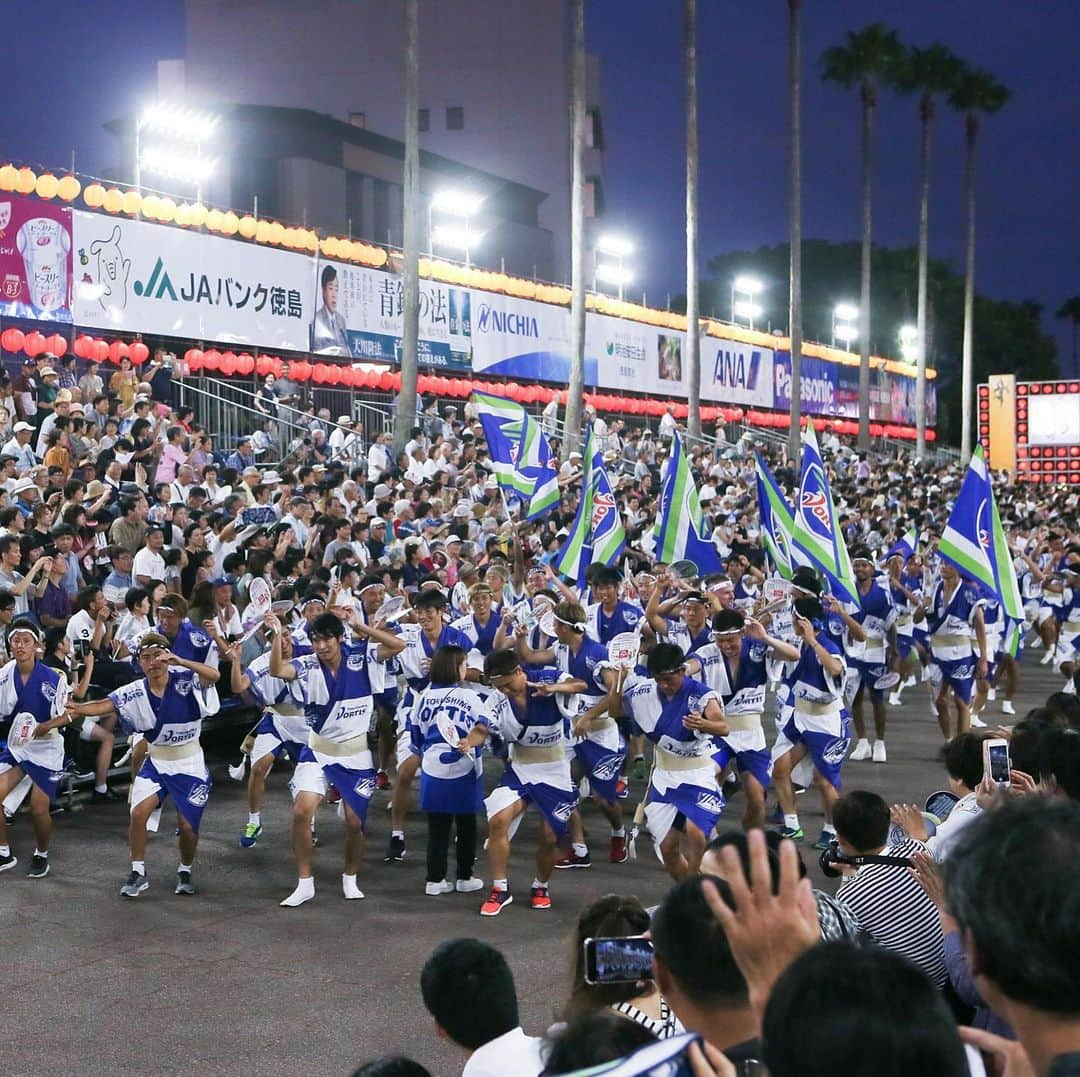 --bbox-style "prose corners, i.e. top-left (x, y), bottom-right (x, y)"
top-left (268, 609), bottom-right (404, 906)
top-left (0, 621), bottom-right (72, 878)
top-left (70, 633), bottom-right (220, 897)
